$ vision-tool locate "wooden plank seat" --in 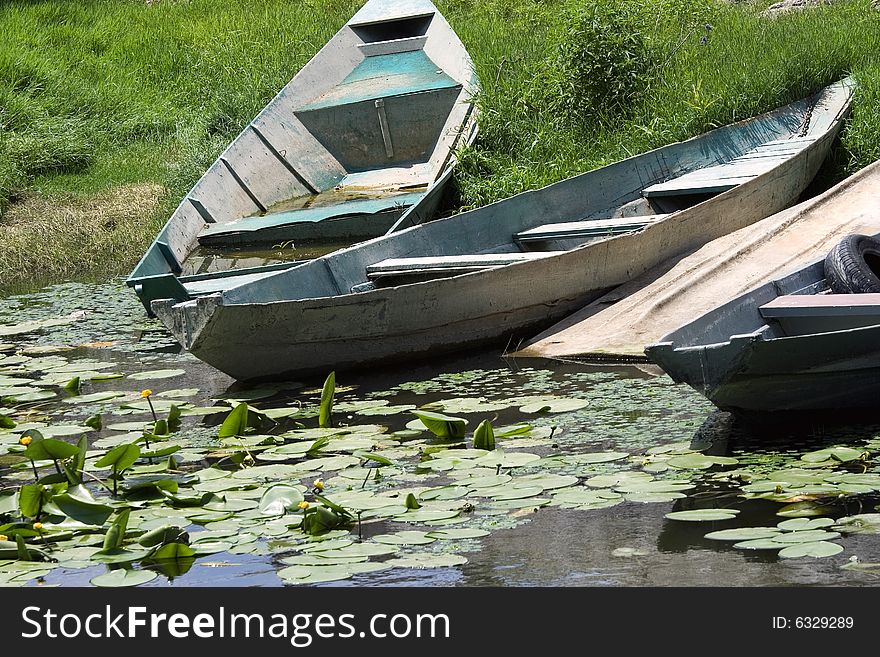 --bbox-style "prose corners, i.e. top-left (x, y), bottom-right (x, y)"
top-left (367, 252), bottom-right (563, 282)
top-left (198, 191), bottom-right (425, 246)
top-left (643, 136), bottom-right (817, 198)
top-left (514, 215), bottom-right (667, 244)
top-left (759, 293), bottom-right (880, 335)
top-left (297, 50), bottom-right (460, 112)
